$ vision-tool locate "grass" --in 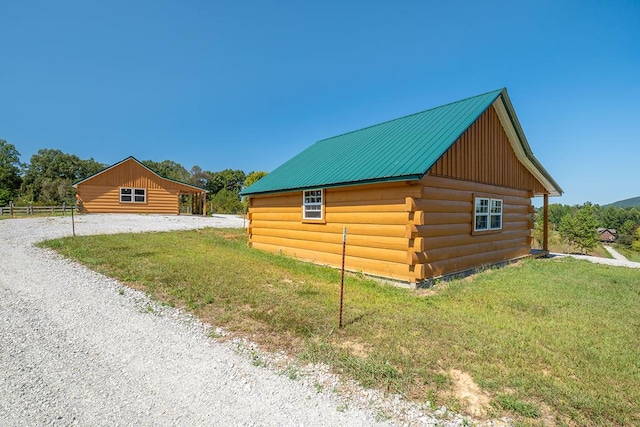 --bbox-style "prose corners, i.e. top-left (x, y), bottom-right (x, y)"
top-left (587, 244), bottom-right (612, 258)
top-left (41, 228), bottom-right (640, 426)
top-left (614, 245), bottom-right (640, 263)
top-left (494, 394), bottom-right (541, 419)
